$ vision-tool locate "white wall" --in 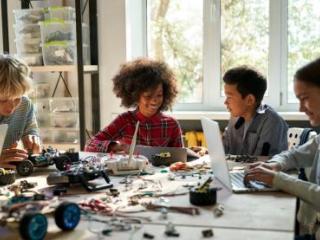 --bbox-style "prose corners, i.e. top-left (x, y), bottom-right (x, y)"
top-left (97, 0), bottom-right (127, 127)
